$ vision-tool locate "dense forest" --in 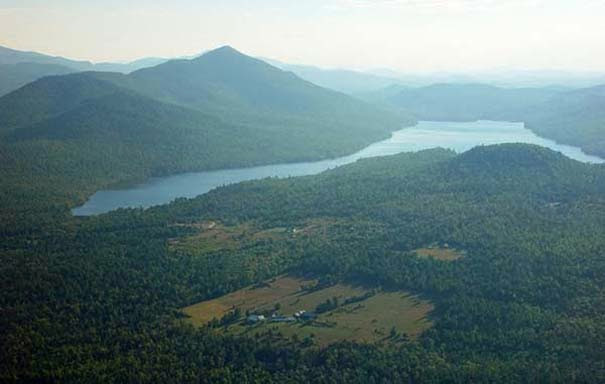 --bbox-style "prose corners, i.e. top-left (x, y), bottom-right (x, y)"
top-left (2, 144), bottom-right (604, 382)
